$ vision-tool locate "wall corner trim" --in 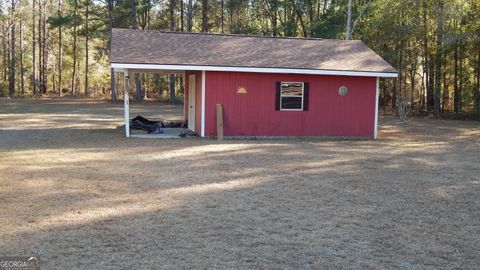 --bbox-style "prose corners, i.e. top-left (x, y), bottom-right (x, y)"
top-left (201, 71), bottom-right (206, 137)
